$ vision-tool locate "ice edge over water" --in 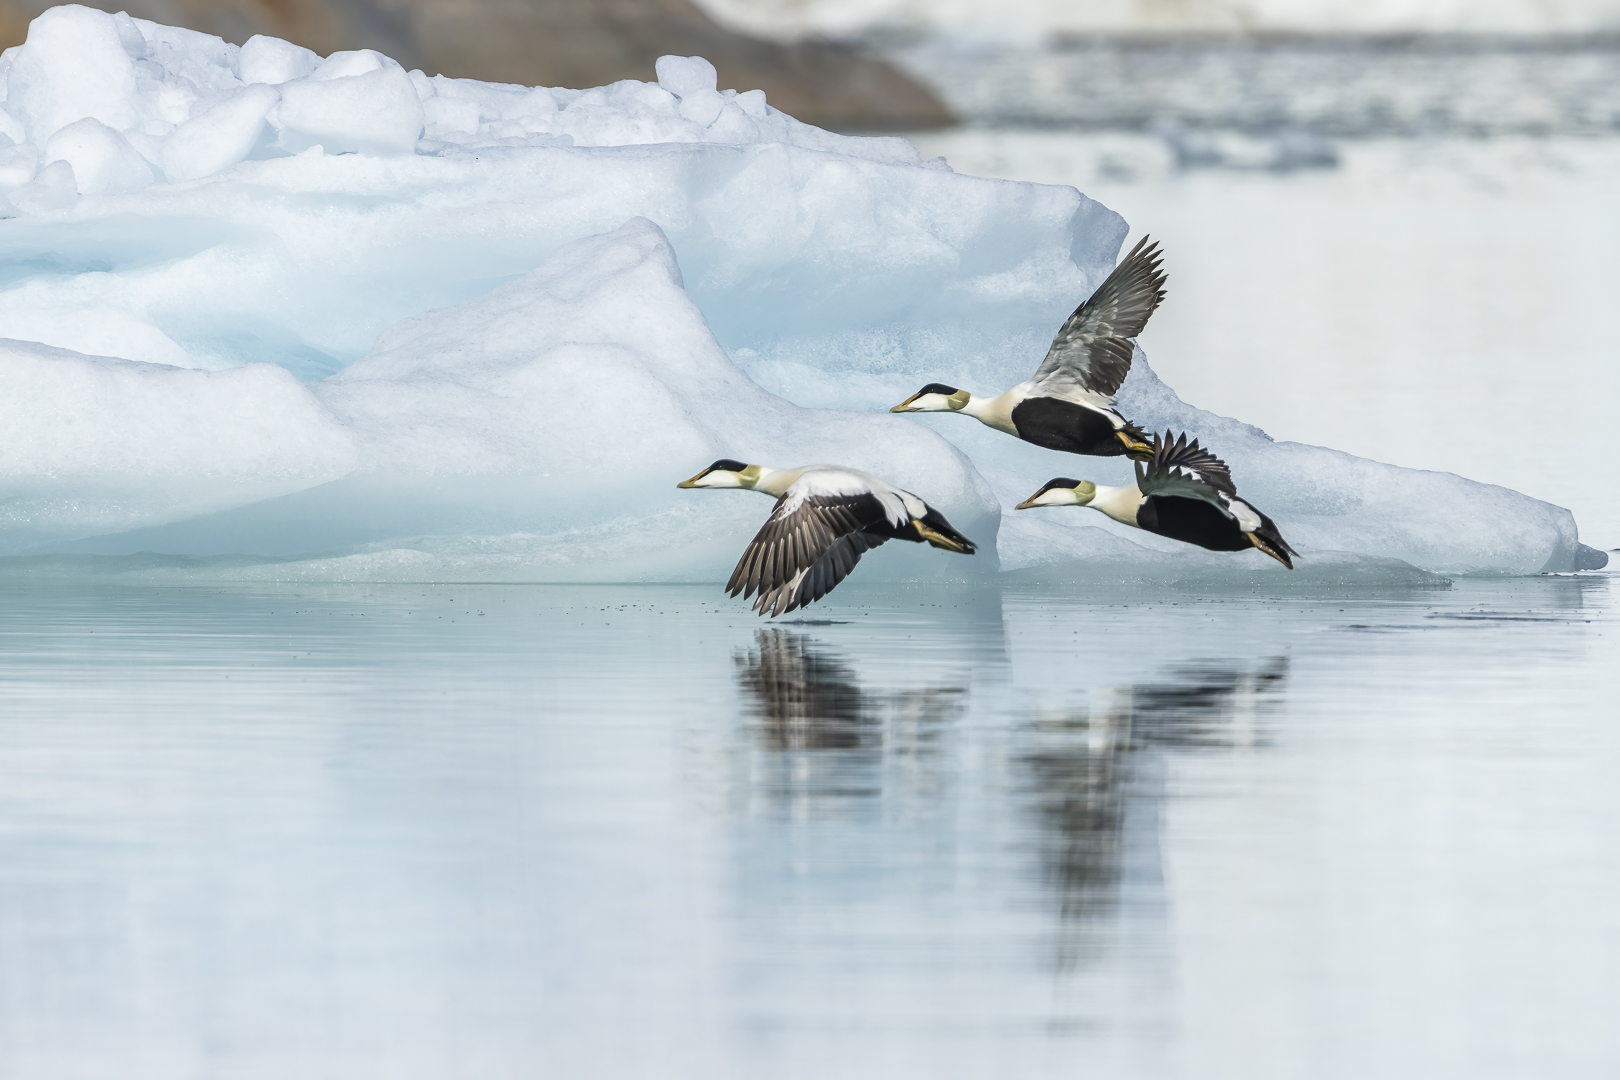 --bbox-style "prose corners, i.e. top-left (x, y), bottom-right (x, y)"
top-left (0, 5), bottom-right (1604, 582)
